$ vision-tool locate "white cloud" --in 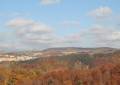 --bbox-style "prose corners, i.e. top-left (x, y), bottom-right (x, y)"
top-left (89, 6), bottom-right (112, 18)
top-left (7, 18), bottom-right (55, 50)
top-left (7, 18), bottom-right (33, 28)
top-left (85, 25), bottom-right (120, 47)
top-left (40, 0), bottom-right (61, 5)
top-left (5, 17), bottom-right (120, 51)
top-left (61, 20), bottom-right (80, 27)
top-left (7, 17), bottom-right (82, 49)
top-left (53, 25), bottom-right (120, 48)
top-left (7, 18), bottom-right (52, 33)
